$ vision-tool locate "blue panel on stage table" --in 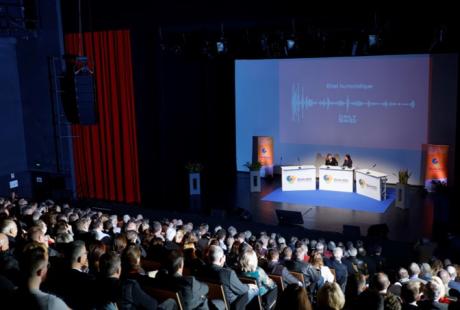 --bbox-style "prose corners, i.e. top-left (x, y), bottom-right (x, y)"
top-left (262, 188), bottom-right (395, 213)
